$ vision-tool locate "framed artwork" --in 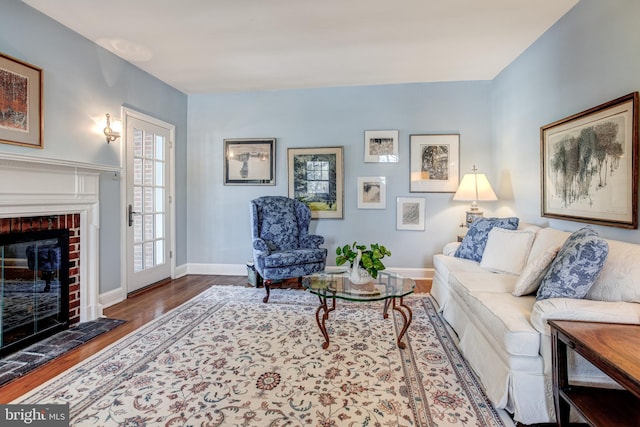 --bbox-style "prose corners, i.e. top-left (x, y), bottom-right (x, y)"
top-left (396, 197), bottom-right (425, 230)
top-left (541, 92), bottom-right (638, 229)
top-left (410, 134), bottom-right (459, 192)
top-left (364, 130), bottom-right (399, 162)
top-left (288, 146), bottom-right (344, 219)
top-left (0, 53), bottom-right (43, 148)
top-left (223, 138), bottom-right (276, 185)
top-left (357, 176), bottom-right (386, 209)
